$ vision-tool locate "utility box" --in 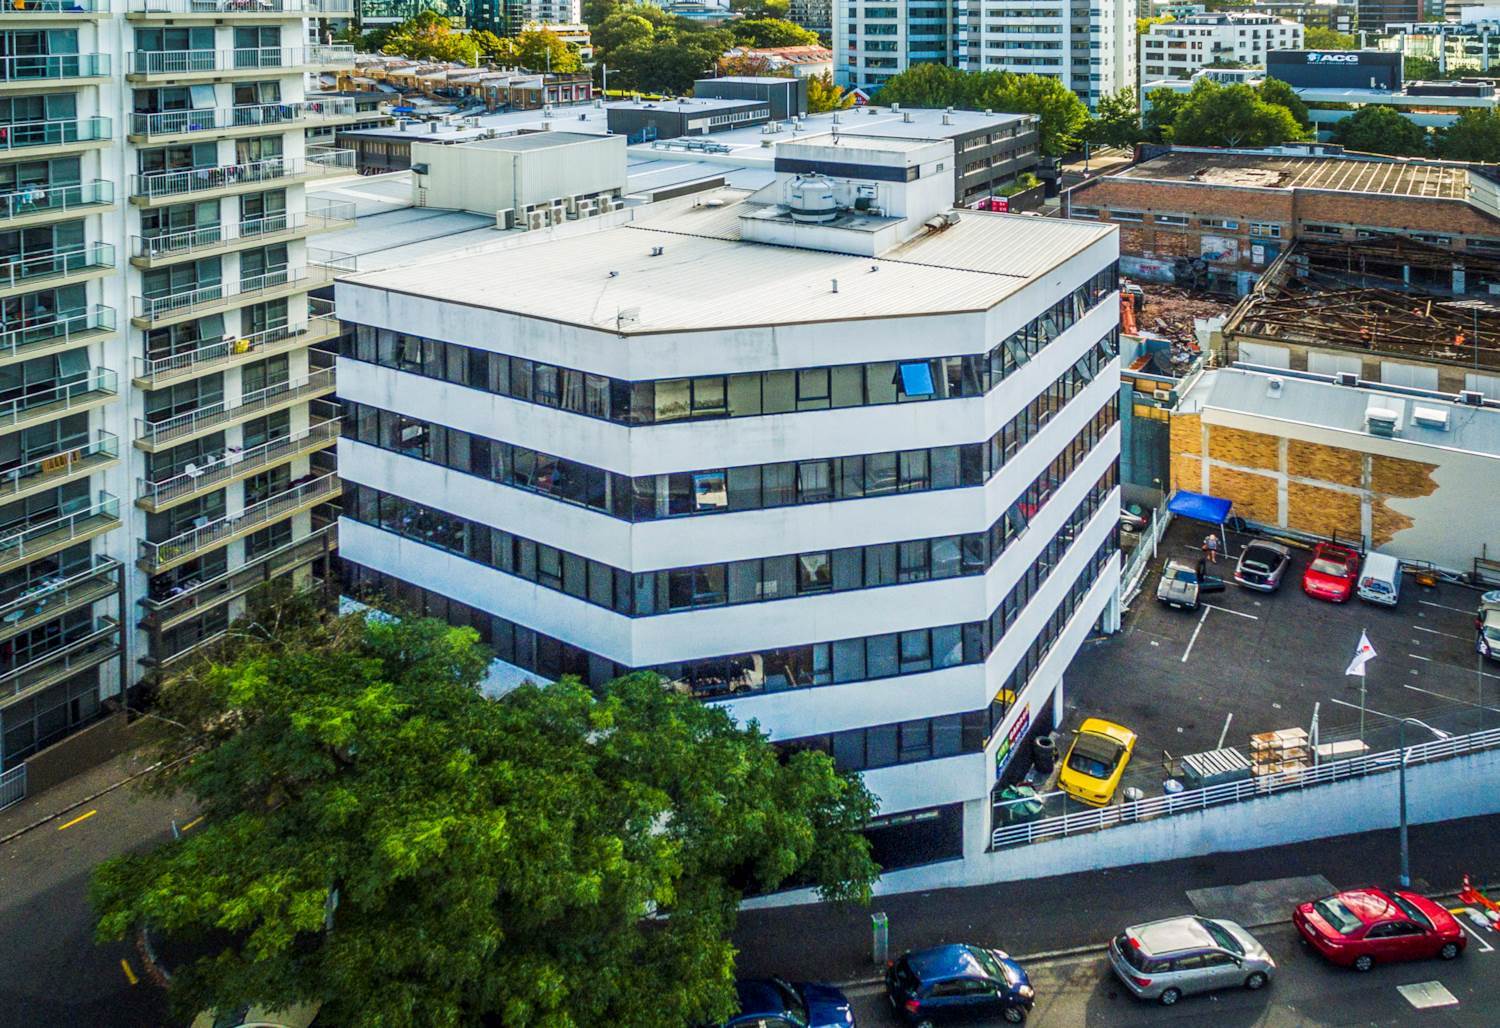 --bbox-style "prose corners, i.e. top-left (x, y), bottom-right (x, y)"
top-left (871, 912), bottom-right (889, 965)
